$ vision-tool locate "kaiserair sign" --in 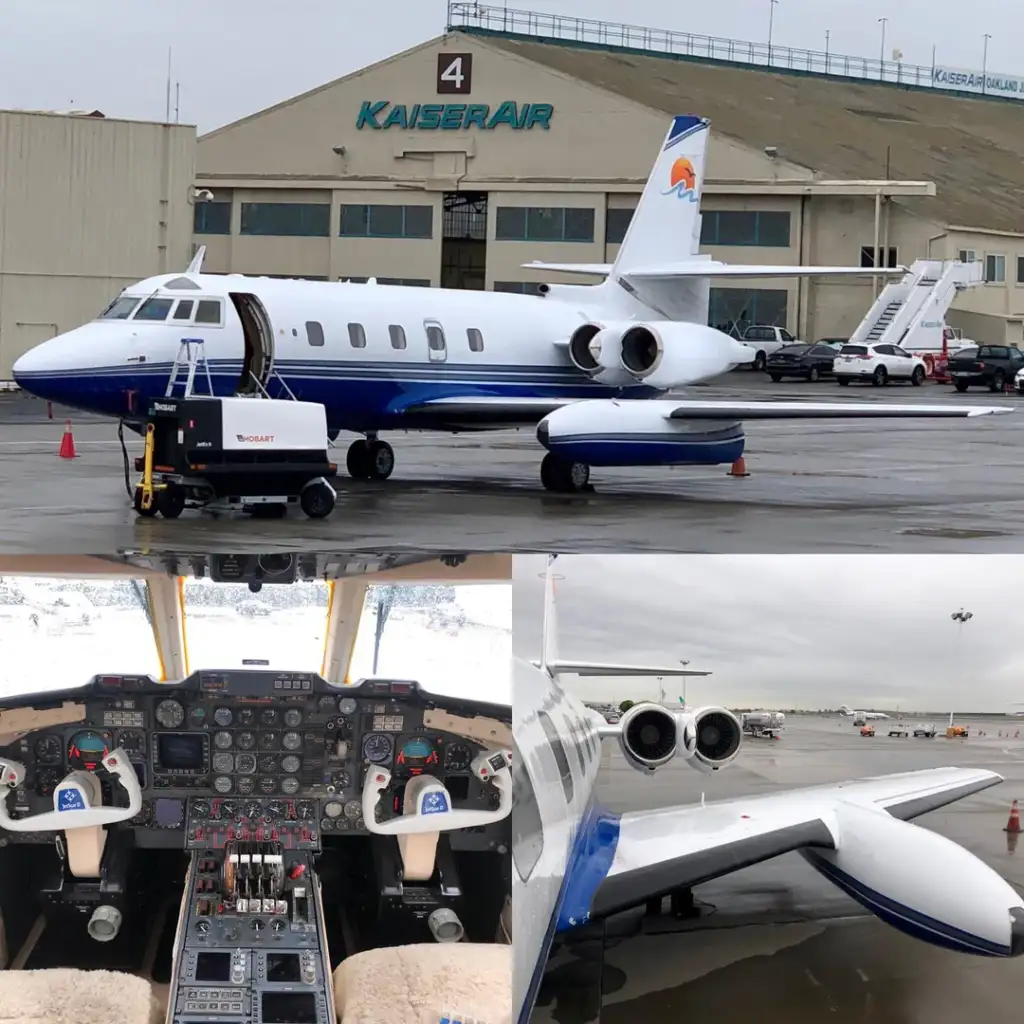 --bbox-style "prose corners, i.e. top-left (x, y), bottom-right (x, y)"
top-left (356, 101), bottom-right (553, 131)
